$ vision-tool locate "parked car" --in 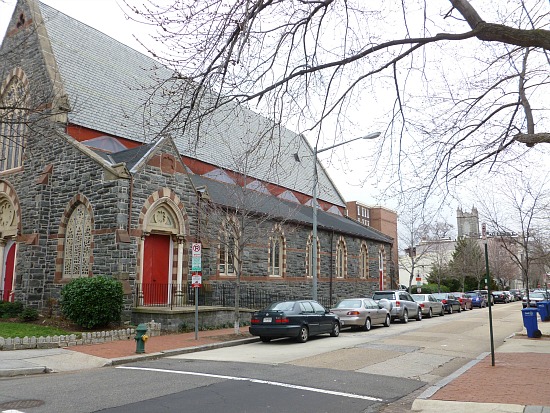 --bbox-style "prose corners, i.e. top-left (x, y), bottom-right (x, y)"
top-left (453, 292), bottom-right (473, 310)
top-left (503, 291), bottom-right (515, 302)
top-left (432, 293), bottom-right (462, 314)
top-left (330, 298), bottom-right (391, 331)
top-left (510, 289), bottom-right (523, 301)
top-left (522, 292), bottom-right (550, 308)
top-left (491, 291), bottom-right (509, 304)
top-left (372, 290), bottom-right (422, 323)
top-left (474, 289), bottom-right (494, 305)
top-left (411, 293), bottom-right (445, 318)
top-left (466, 292), bottom-right (487, 308)
top-left (249, 300), bottom-right (340, 343)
